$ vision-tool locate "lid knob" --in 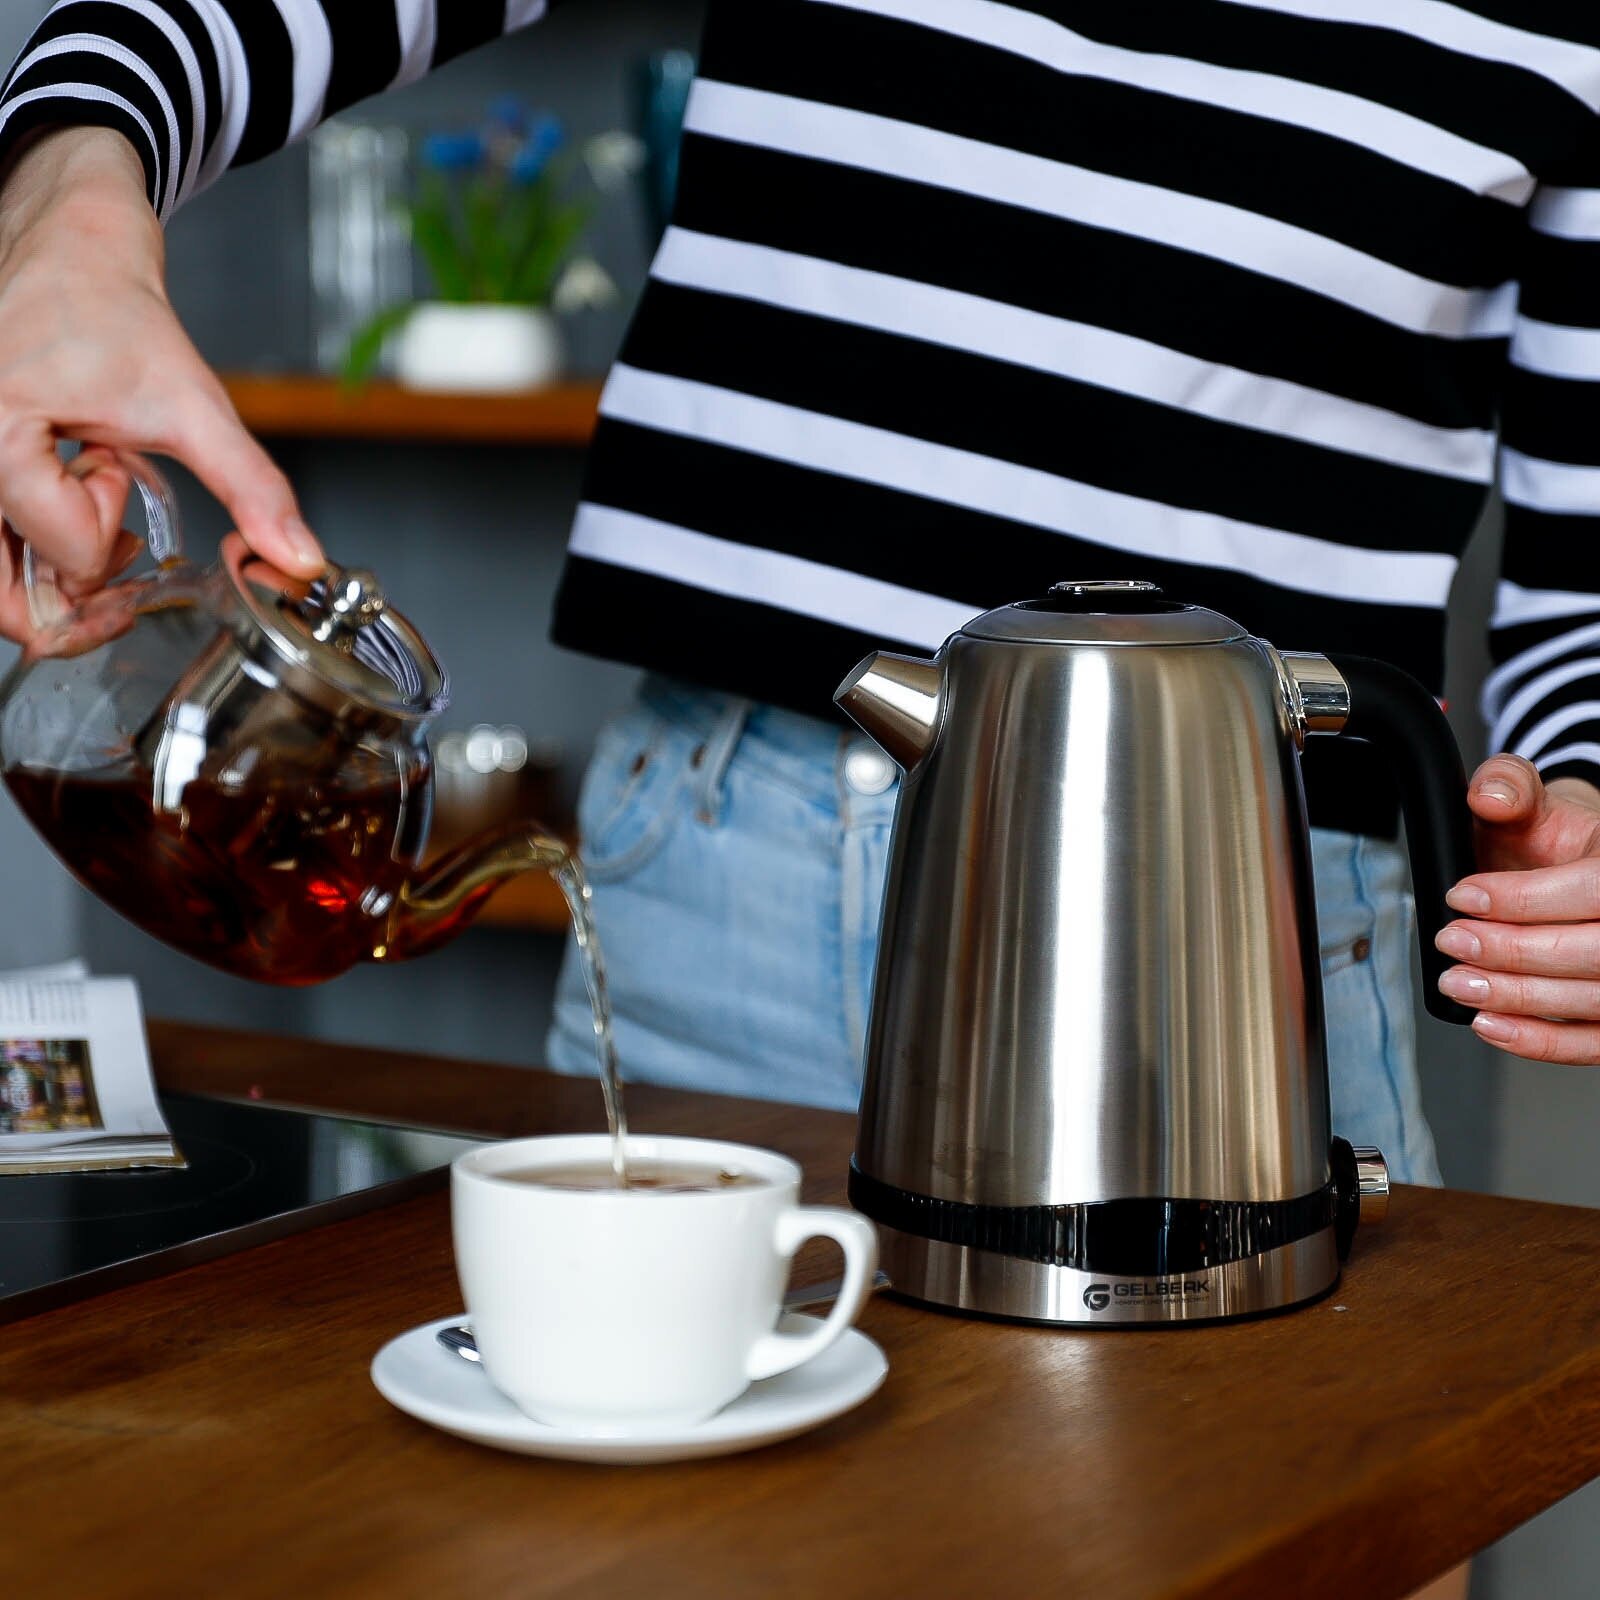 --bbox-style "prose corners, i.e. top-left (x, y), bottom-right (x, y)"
top-left (1047, 580), bottom-right (1162, 598)
top-left (308, 565), bottom-right (386, 646)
